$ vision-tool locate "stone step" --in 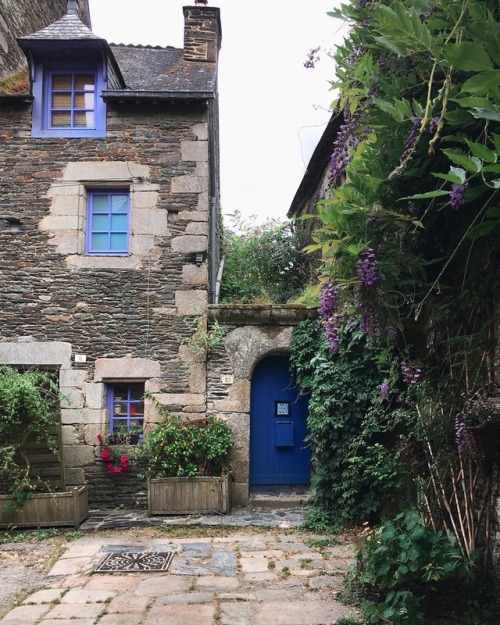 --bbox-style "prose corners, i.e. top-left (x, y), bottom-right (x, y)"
top-left (249, 489), bottom-right (311, 510)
